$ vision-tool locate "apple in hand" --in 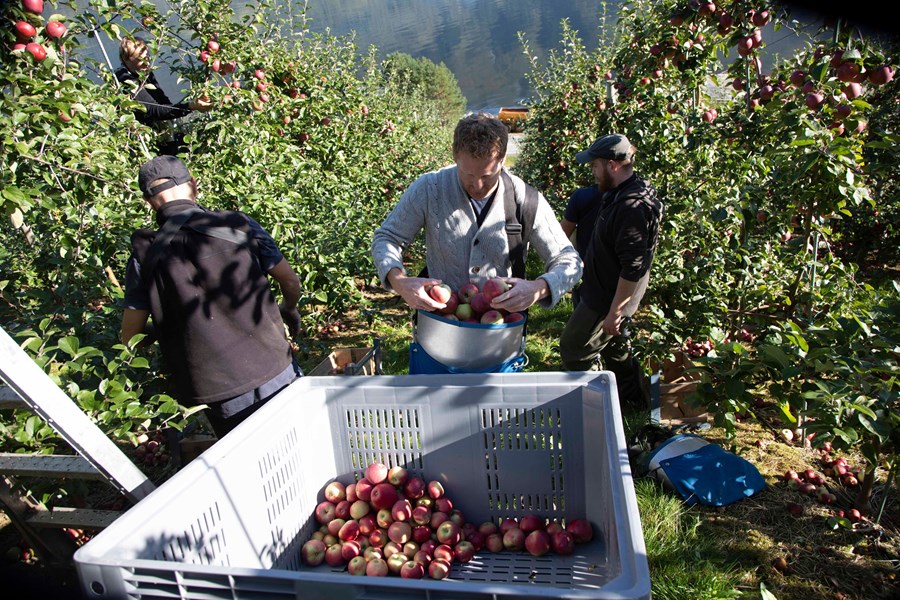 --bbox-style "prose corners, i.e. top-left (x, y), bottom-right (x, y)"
top-left (458, 282), bottom-right (479, 303)
top-left (428, 283), bottom-right (452, 304)
top-left (482, 277), bottom-right (509, 300)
